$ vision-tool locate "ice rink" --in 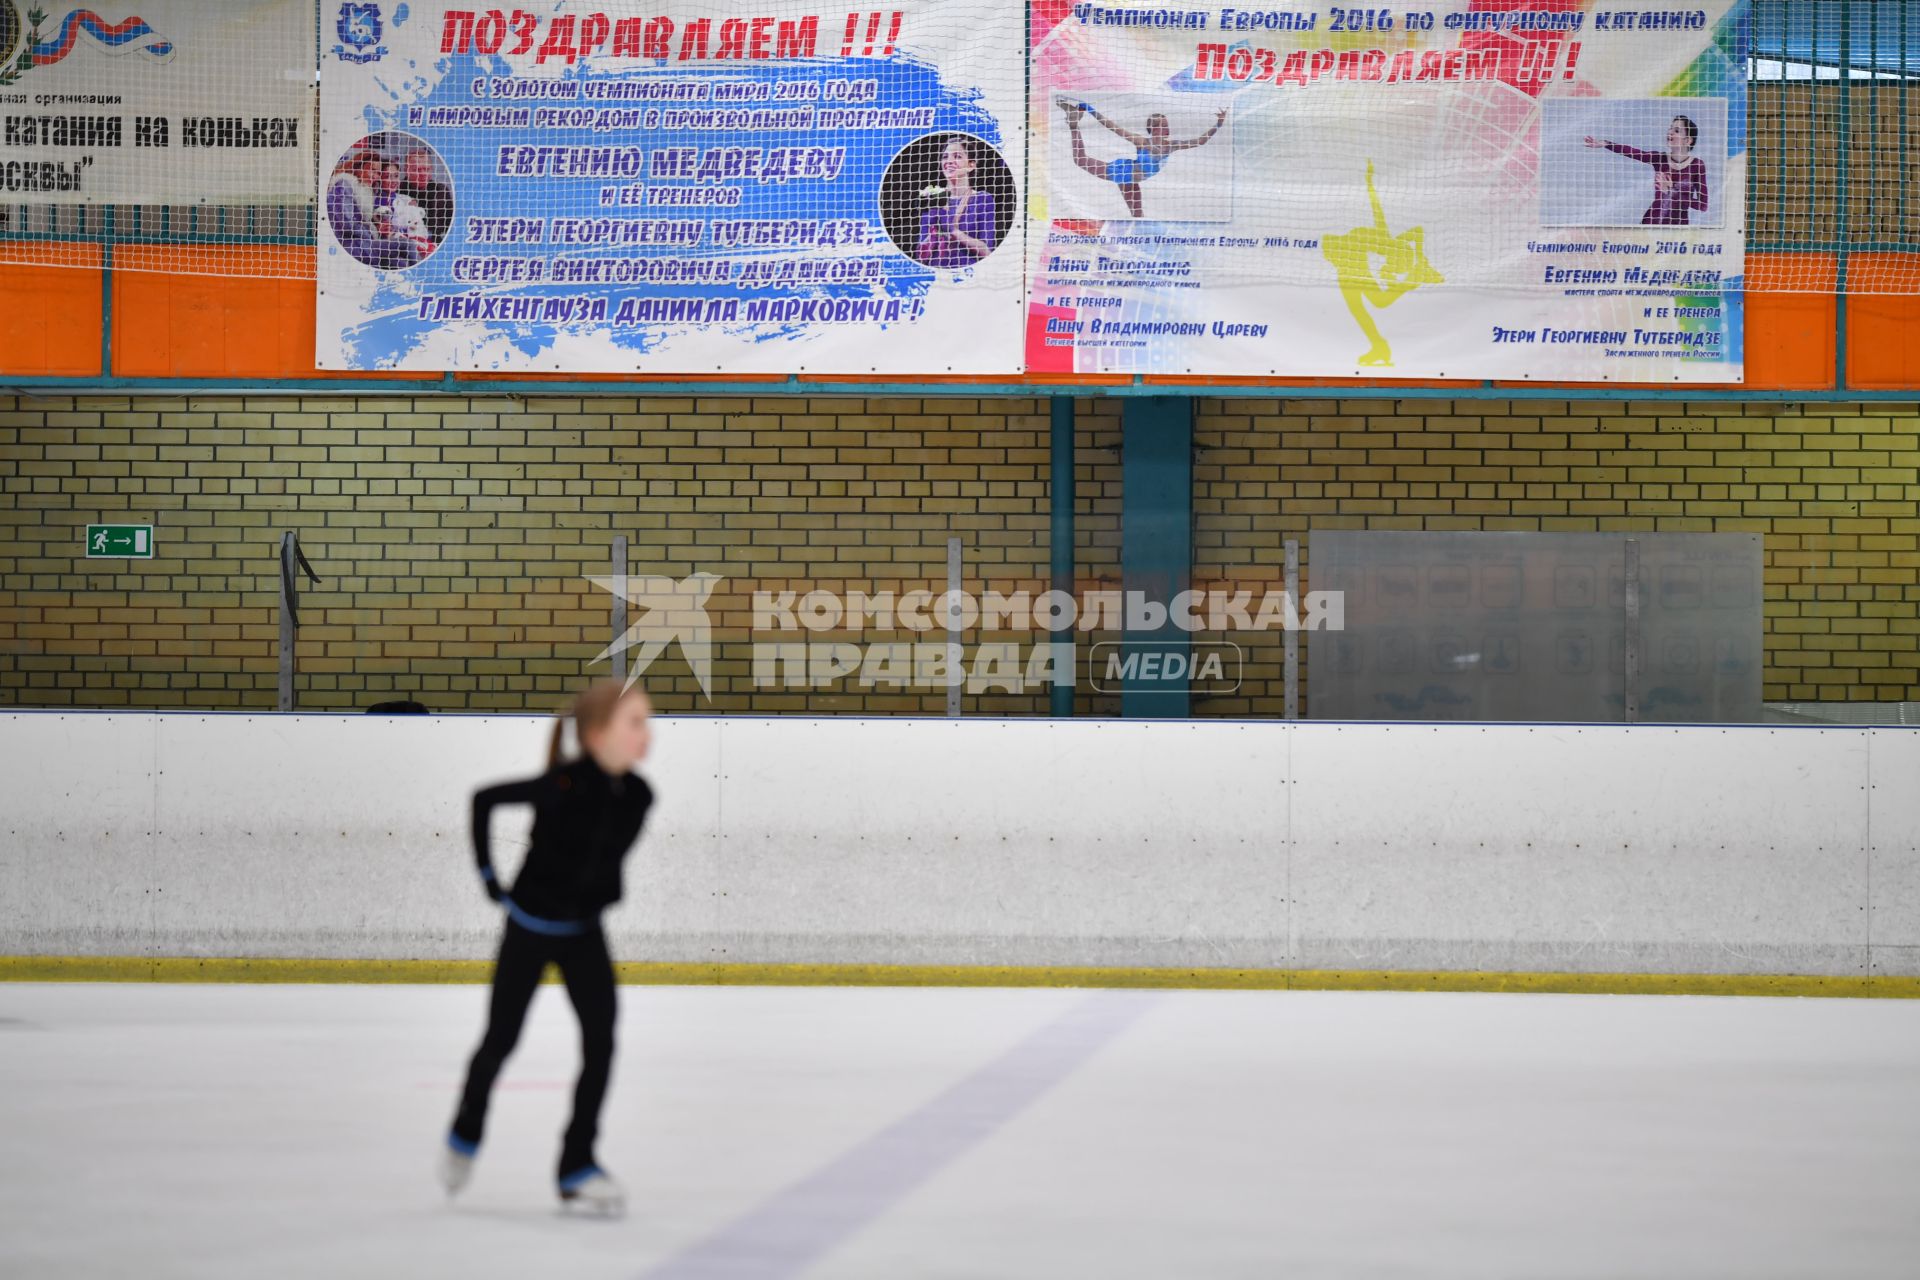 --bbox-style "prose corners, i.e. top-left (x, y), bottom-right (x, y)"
top-left (2, 983), bottom-right (1917, 1279)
